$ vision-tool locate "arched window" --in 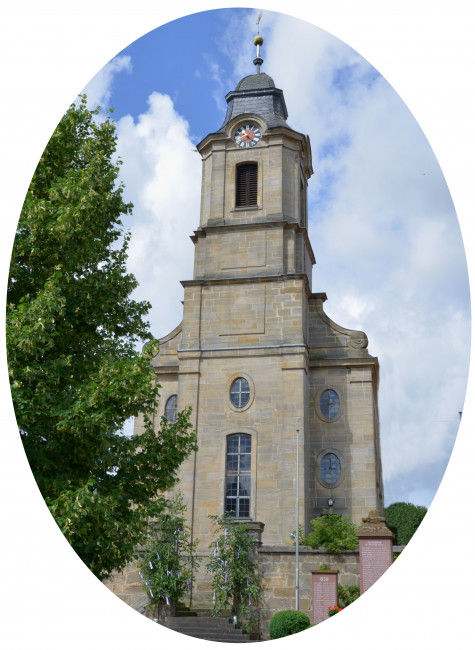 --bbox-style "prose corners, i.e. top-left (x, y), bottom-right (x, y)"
top-left (165, 395), bottom-right (178, 423)
top-left (225, 433), bottom-right (251, 518)
top-left (236, 163), bottom-right (258, 207)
